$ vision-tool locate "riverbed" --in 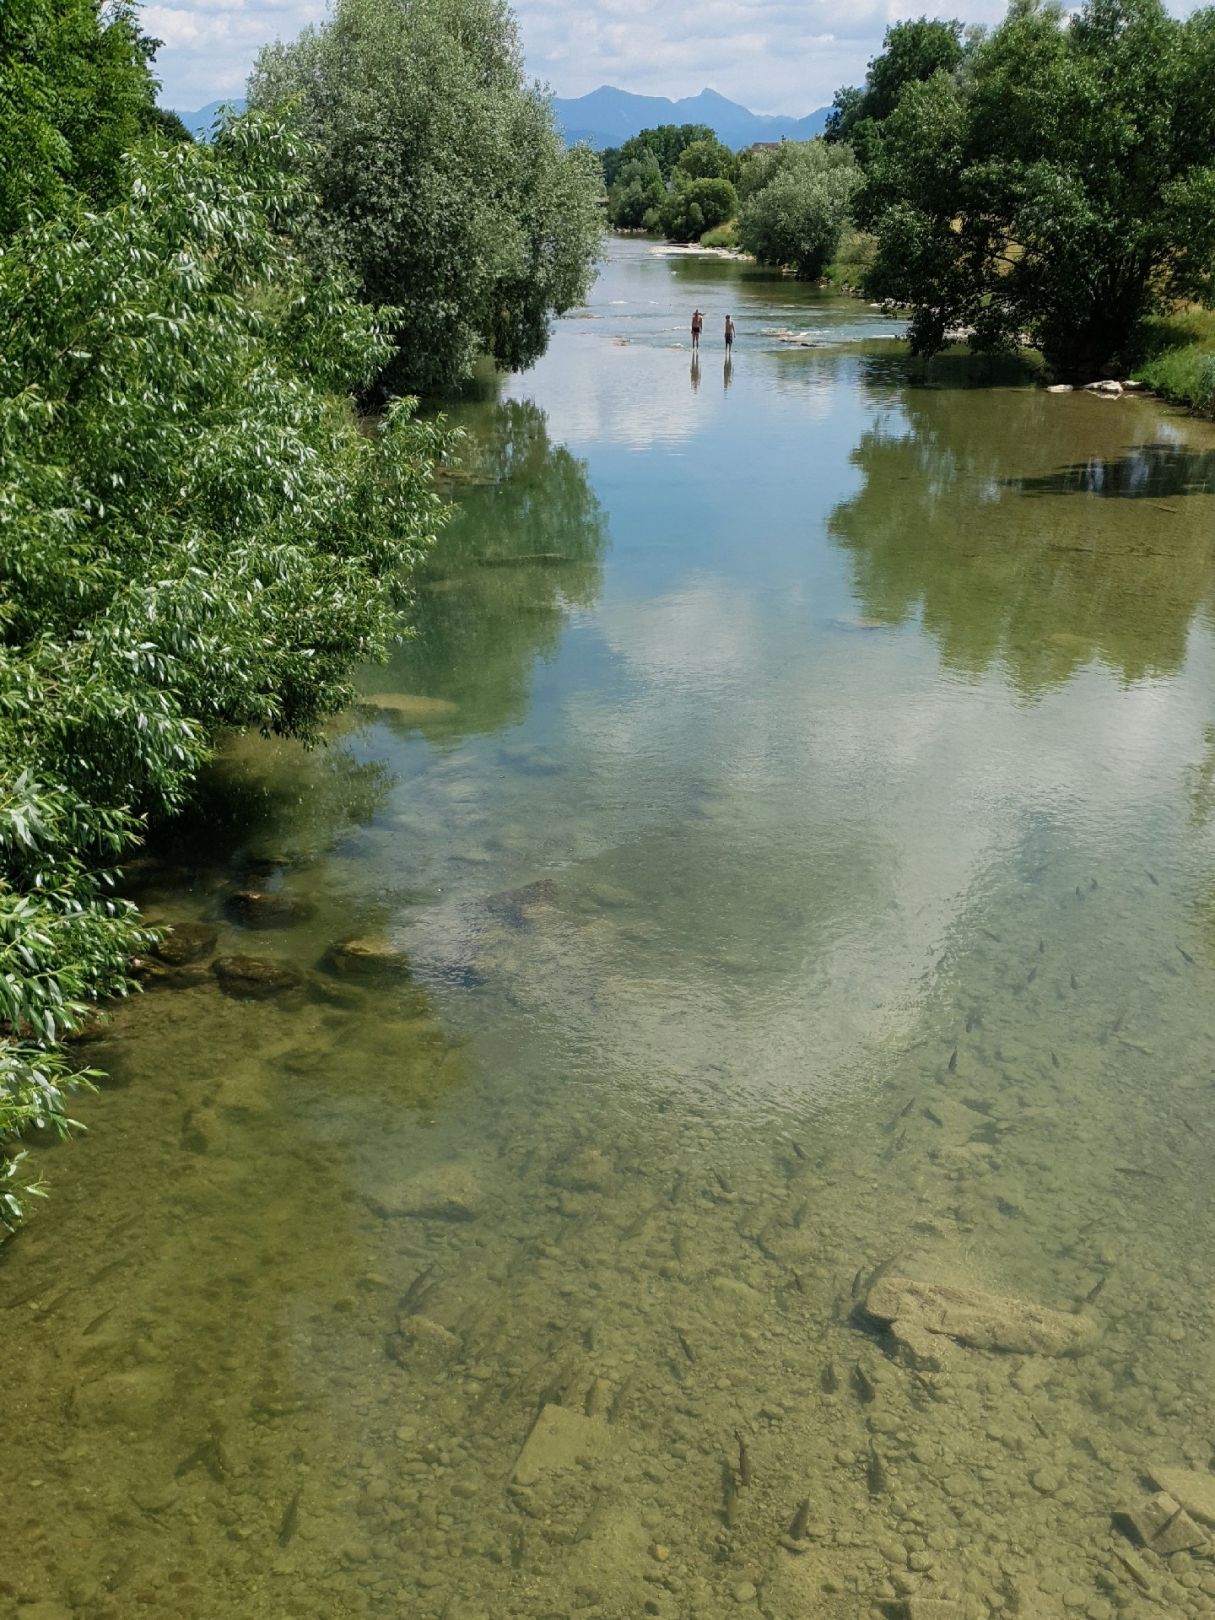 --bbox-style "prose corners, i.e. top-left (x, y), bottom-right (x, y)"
top-left (6, 236), bottom-right (1215, 1620)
